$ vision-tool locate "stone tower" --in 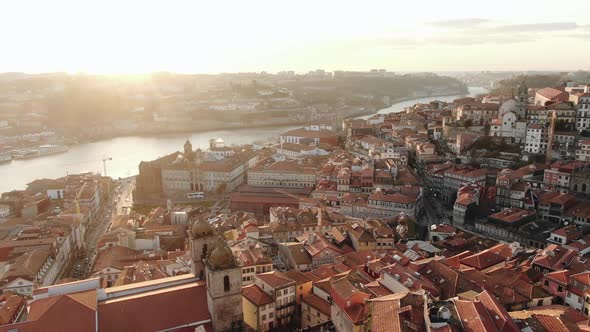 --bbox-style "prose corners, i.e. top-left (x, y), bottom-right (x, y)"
top-left (206, 237), bottom-right (243, 331)
top-left (516, 80), bottom-right (528, 118)
top-left (189, 218), bottom-right (217, 280)
top-left (184, 139), bottom-right (194, 161)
